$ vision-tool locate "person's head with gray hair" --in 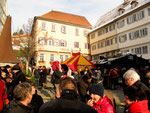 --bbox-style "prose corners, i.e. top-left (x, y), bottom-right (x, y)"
top-left (123, 69), bottom-right (140, 86)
